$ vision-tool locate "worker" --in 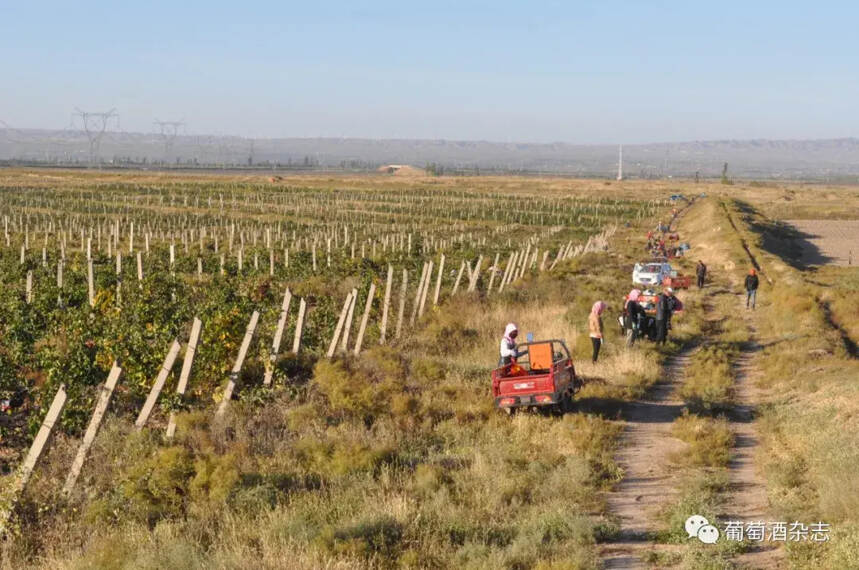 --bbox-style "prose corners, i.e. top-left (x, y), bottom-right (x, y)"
top-left (624, 289), bottom-right (644, 347)
top-left (589, 301), bottom-right (607, 363)
top-left (696, 260), bottom-right (707, 288)
top-left (499, 322), bottom-right (525, 366)
top-left (655, 287), bottom-right (676, 344)
top-left (744, 268), bottom-right (759, 309)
